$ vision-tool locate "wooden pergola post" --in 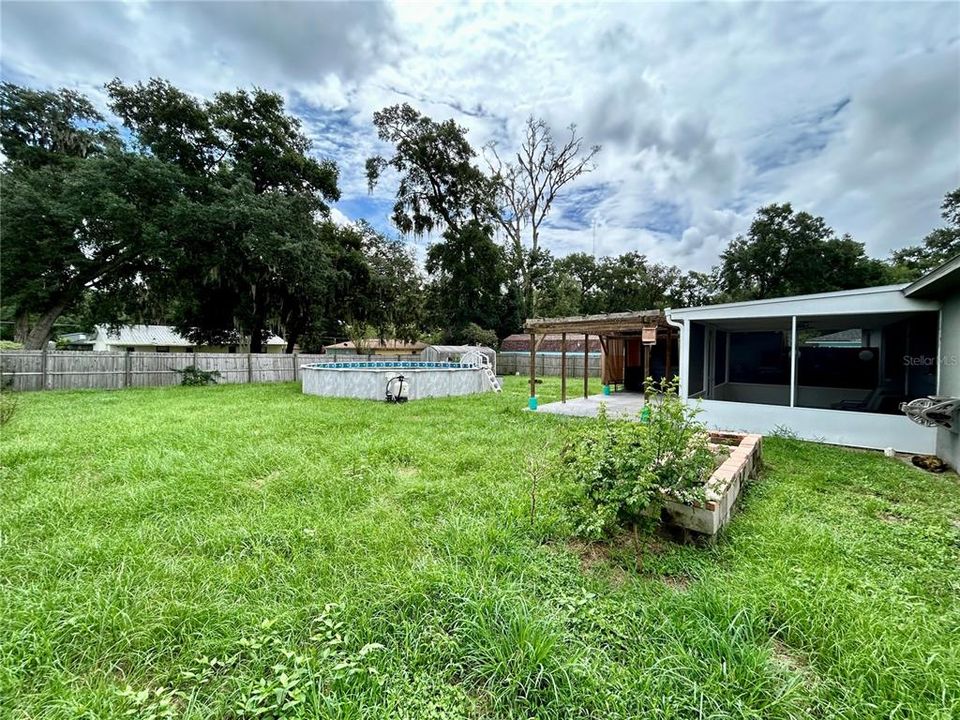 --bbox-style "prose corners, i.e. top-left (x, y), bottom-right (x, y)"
top-left (560, 332), bottom-right (567, 404)
top-left (644, 343), bottom-right (652, 392)
top-left (528, 331), bottom-right (537, 403)
top-left (583, 333), bottom-right (589, 398)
